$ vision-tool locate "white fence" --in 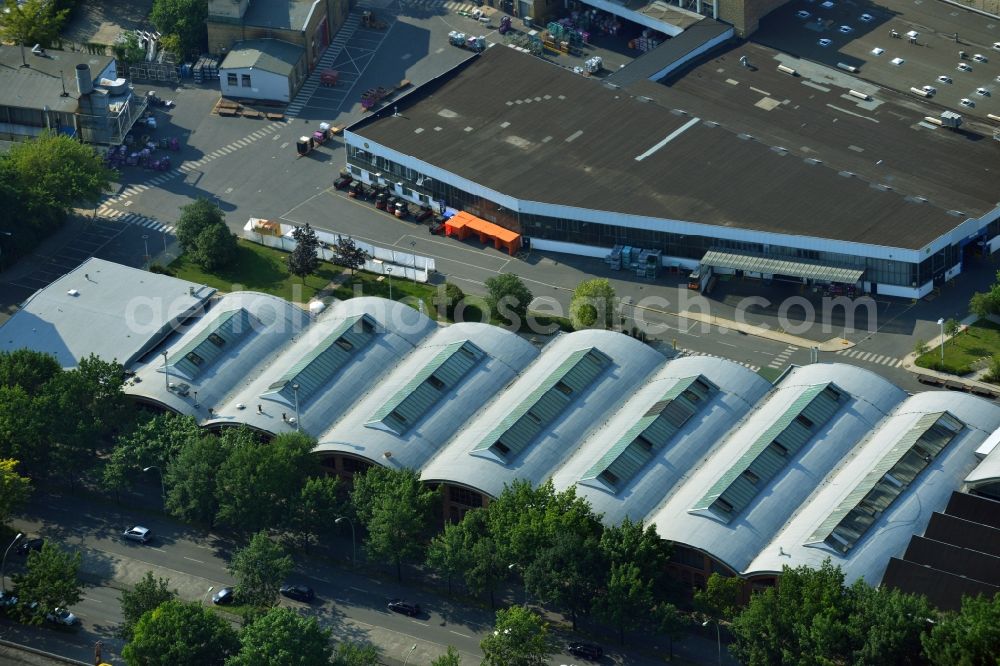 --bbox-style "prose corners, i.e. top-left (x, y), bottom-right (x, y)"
top-left (243, 219), bottom-right (435, 283)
